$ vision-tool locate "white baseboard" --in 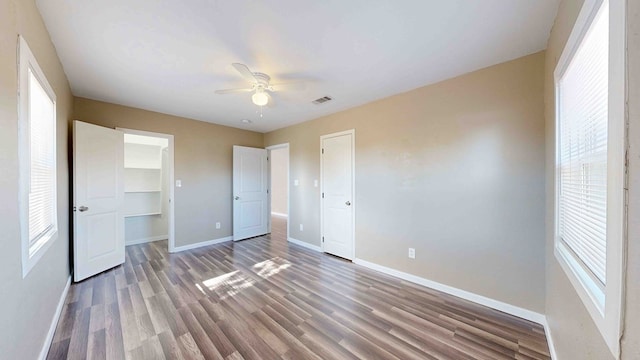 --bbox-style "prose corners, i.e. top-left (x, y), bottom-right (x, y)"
top-left (38, 275), bottom-right (71, 360)
top-left (172, 236), bottom-right (232, 252)
top-left (288, 237), bottom-right (322, 252)
top-left (125, 234), bottom-right (167, 246)
top-left (271, 212), bottom-right (288, 219)
top-left (542, 318), bottom-right (558, 360)
top-left (353, 258), bottom-right (546, 325)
